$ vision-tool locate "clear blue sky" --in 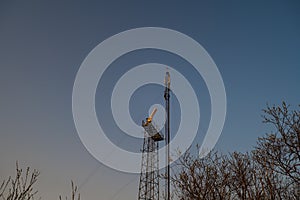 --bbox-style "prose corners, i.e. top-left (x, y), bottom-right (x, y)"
top-left (0, 1), bottom-right (299, 199)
